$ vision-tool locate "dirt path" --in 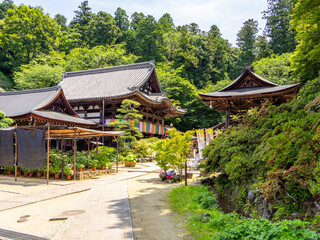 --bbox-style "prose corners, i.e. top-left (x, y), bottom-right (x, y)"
top-left (127, 172), bottom-right (193, 240)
